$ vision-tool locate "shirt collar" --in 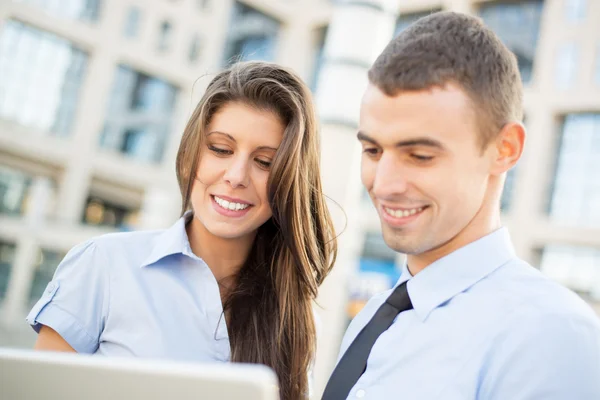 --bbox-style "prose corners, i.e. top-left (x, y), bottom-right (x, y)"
top-left (398, 227), bottom-right (516, 321)
top-left (140, 211), bottom-right (196, 268)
